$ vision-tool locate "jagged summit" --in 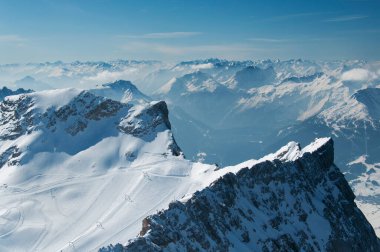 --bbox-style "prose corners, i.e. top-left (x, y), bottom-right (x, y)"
top-left (281, 72), bottom-right (324, 84)
top-left (0, 86), bottom-right (33, 101)
top-left (105, 138), bottom-right (380, 252)
top-left (225, 65), bottom-right (276, 89)
top-left (174, 58), bottom-right (255, 68)
top-left (101, 80), bottom-right (140, 92)
top-left (91, 80), bottom-right (151, 104)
